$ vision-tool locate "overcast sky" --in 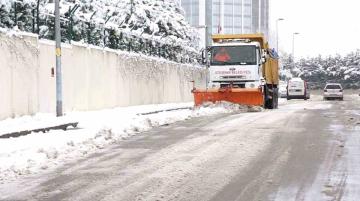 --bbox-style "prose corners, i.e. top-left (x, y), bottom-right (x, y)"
top-left (270, 0), bottom-right (360, 59)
